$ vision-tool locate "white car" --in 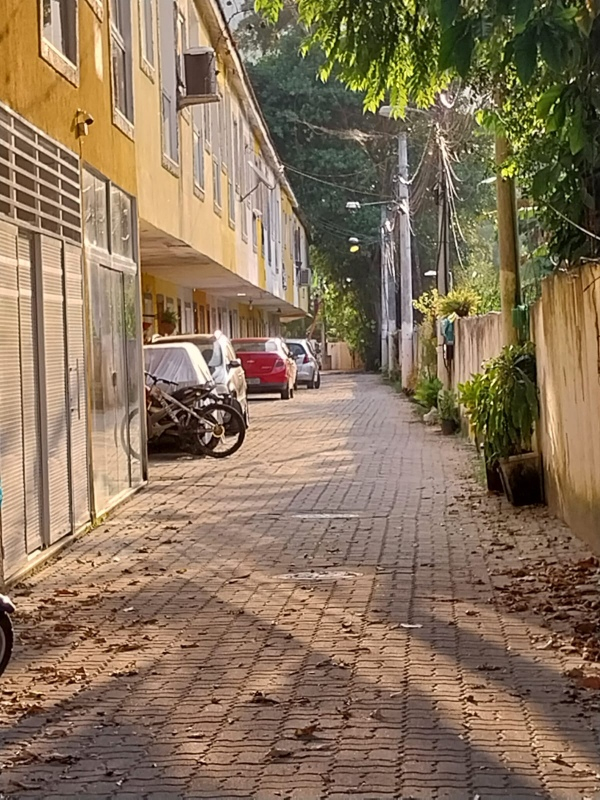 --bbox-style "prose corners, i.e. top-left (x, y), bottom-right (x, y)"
top-left (143, 342), bottom-right (212, 389)
top-left (154, 332), bottom-right (249, 426)
top-left (286, 339), bottom-right (321, 389)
